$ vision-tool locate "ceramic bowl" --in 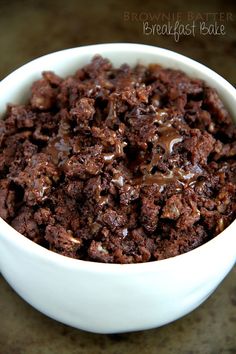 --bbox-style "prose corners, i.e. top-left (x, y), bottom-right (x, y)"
top-left (0, 43), bottom-right (235, 334)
